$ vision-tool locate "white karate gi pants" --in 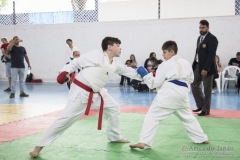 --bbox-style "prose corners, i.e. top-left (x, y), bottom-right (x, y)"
top-left (38, 83), bottom-right (122, 147)
top-left (138, 84), bottom-right (208, 147)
